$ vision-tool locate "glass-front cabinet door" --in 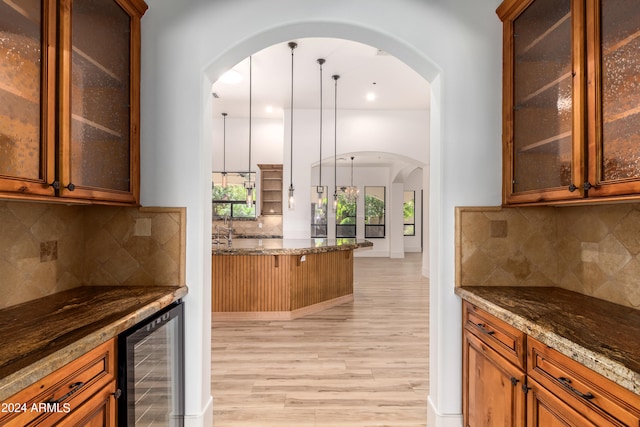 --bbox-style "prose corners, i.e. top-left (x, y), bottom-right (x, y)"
top-left (586, 0), bottom-right (640, 197)
top-left (499, 0), bottom-right (585, 204)
top-left (58, 0), bottom-right (144, 203)
top-left (0, 0), bottom-right (56, 196)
